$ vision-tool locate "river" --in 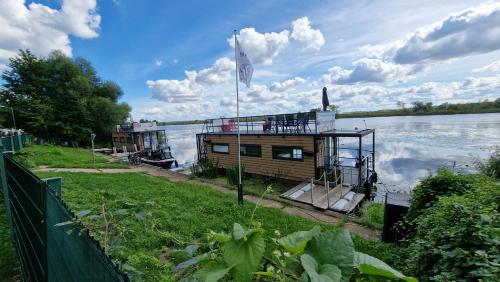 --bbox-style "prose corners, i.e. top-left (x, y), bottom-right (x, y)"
top-left (161, 113), bottom-right (500, 193)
